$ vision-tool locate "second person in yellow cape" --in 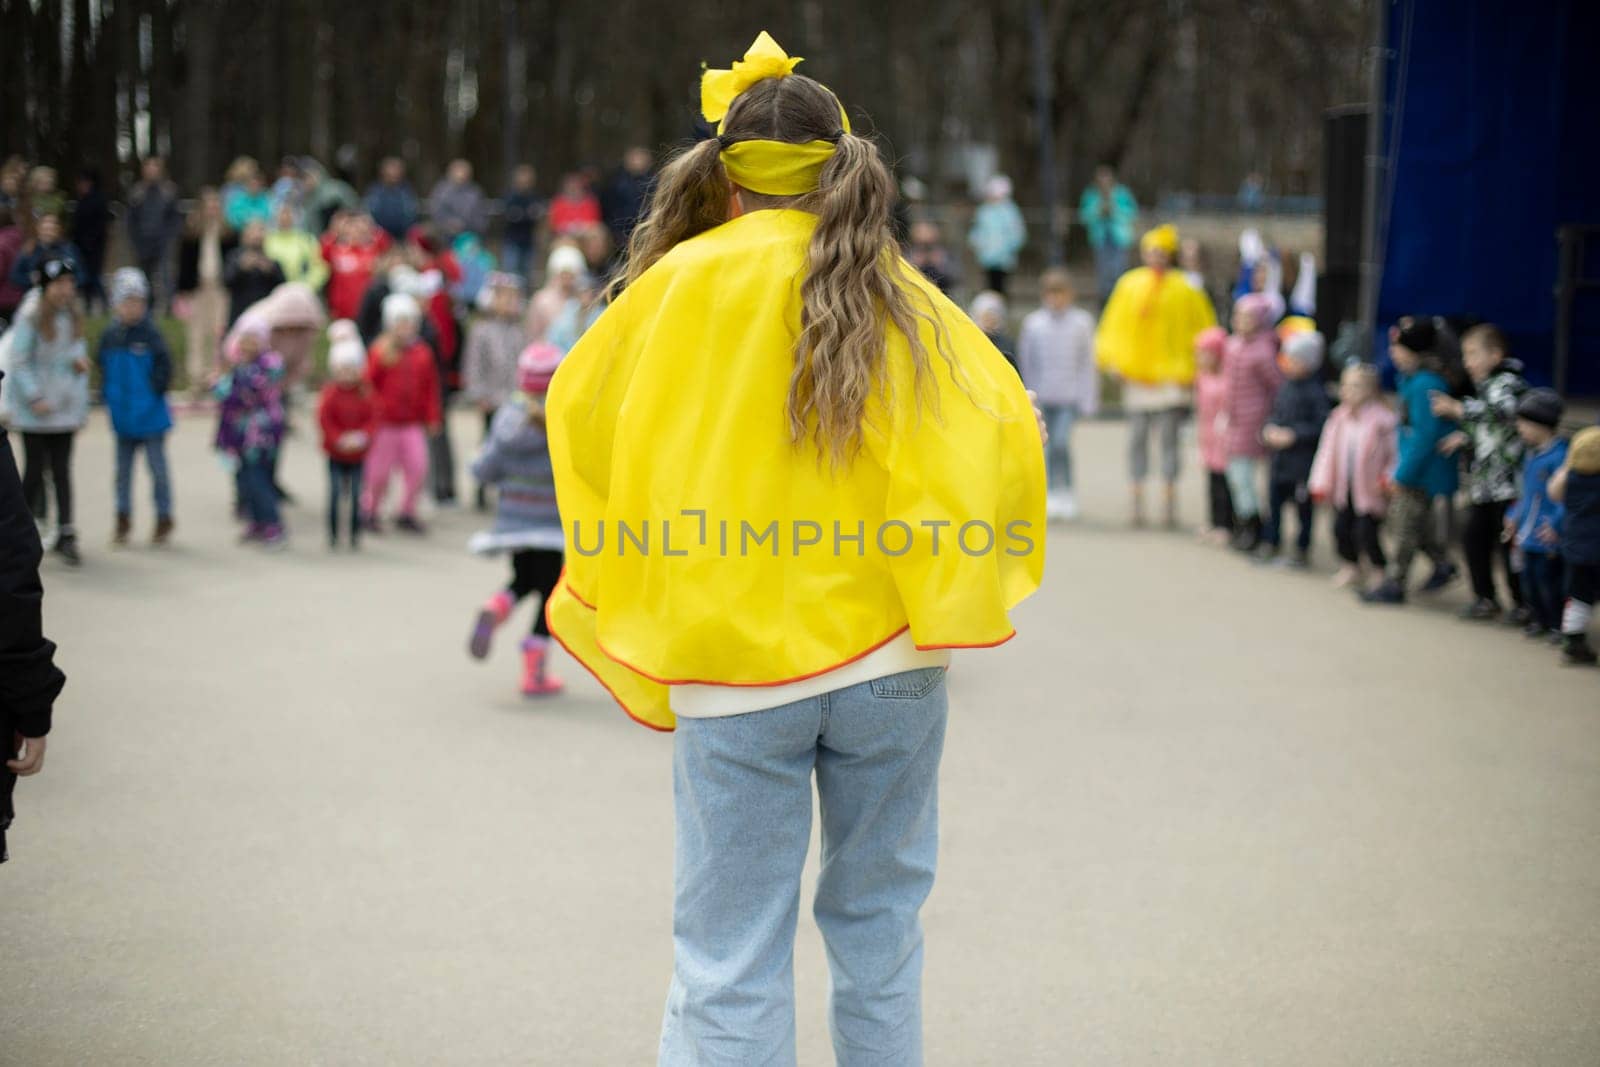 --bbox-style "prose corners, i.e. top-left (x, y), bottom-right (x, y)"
top-left (1094, 223), bottom-right (1216, 387)
top-left (543, 187), bottom-right (1044, 733)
